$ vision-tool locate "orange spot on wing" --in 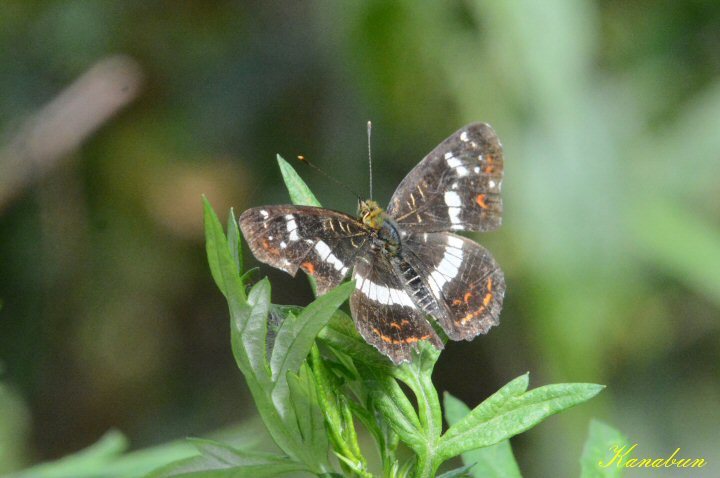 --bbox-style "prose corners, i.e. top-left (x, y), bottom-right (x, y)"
top-left (487, 278), bottom-right (493, 291)
top-left (372, 326), bottom-right (433, 345)
top-left (460, 305), bottom-right (486, 324)
top-left (483, 293), bottom-right (493, 307)
top-left (484, 155), bottom-right (495, 174)
top-left (476, 194), bottom-right (489, 209)
top-left (389, 322), bottom-right (402, 330)
top-left (372, 327), bottom-right (393, 343)
top-left (464, 291), bottom-right (473, 303)
top-left (301, 262), bottom-right (315, 275)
